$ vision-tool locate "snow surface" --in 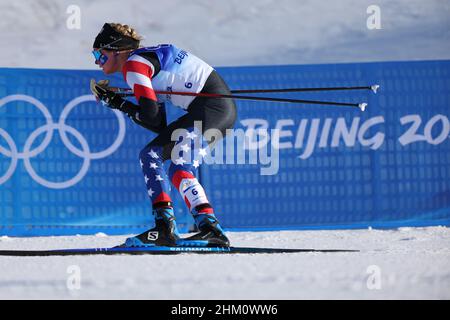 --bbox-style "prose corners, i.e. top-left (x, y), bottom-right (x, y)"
top-left (1, 0), bottom-right (449, 69)
top-left (0, 227), bottom-right (449, 300)
top-left (1, 0), bottom-right (449, 300)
